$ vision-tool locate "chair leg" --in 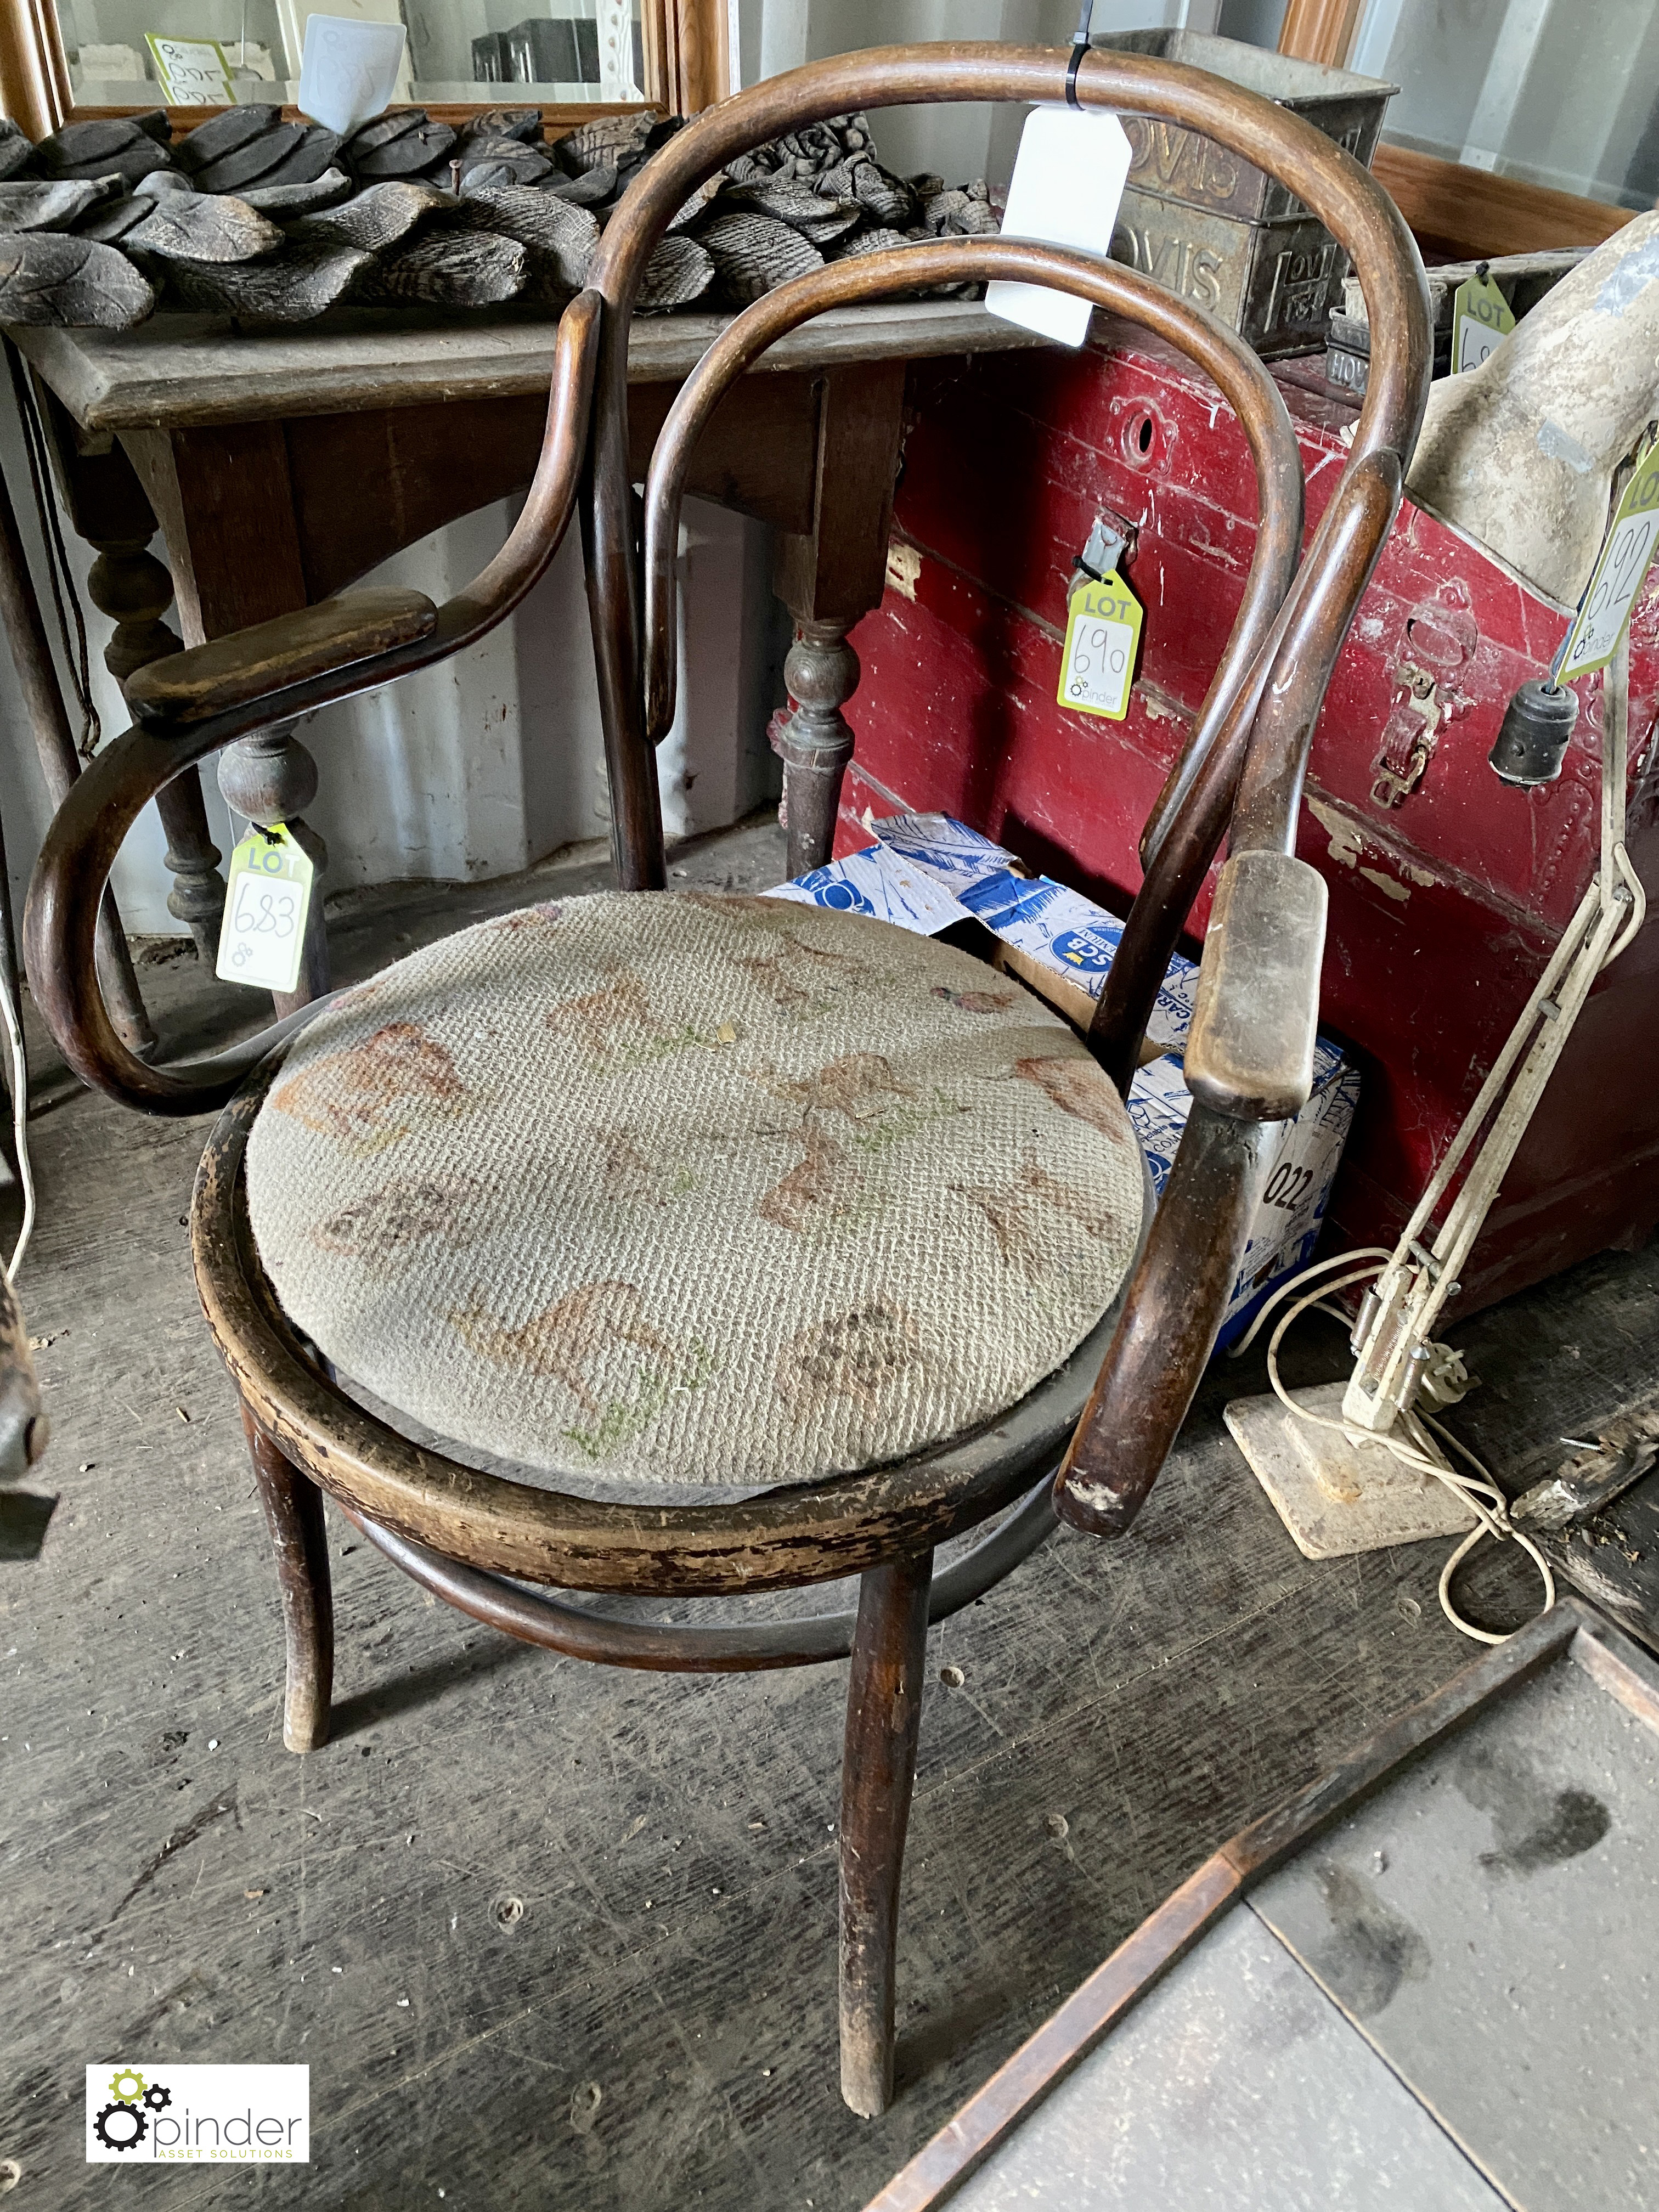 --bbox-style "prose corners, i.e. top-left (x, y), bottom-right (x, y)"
top-left (241, 1403), bottom-right (334, 1753)
top-left (838, 1548), bottom-right (934, 2118)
